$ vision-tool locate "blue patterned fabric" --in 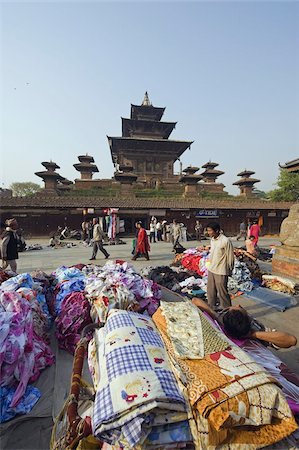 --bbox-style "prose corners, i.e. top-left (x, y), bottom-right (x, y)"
top-left (106, 344), bottom-right (152, 382)
top-left (92, 309), bottom-right (188, 448)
